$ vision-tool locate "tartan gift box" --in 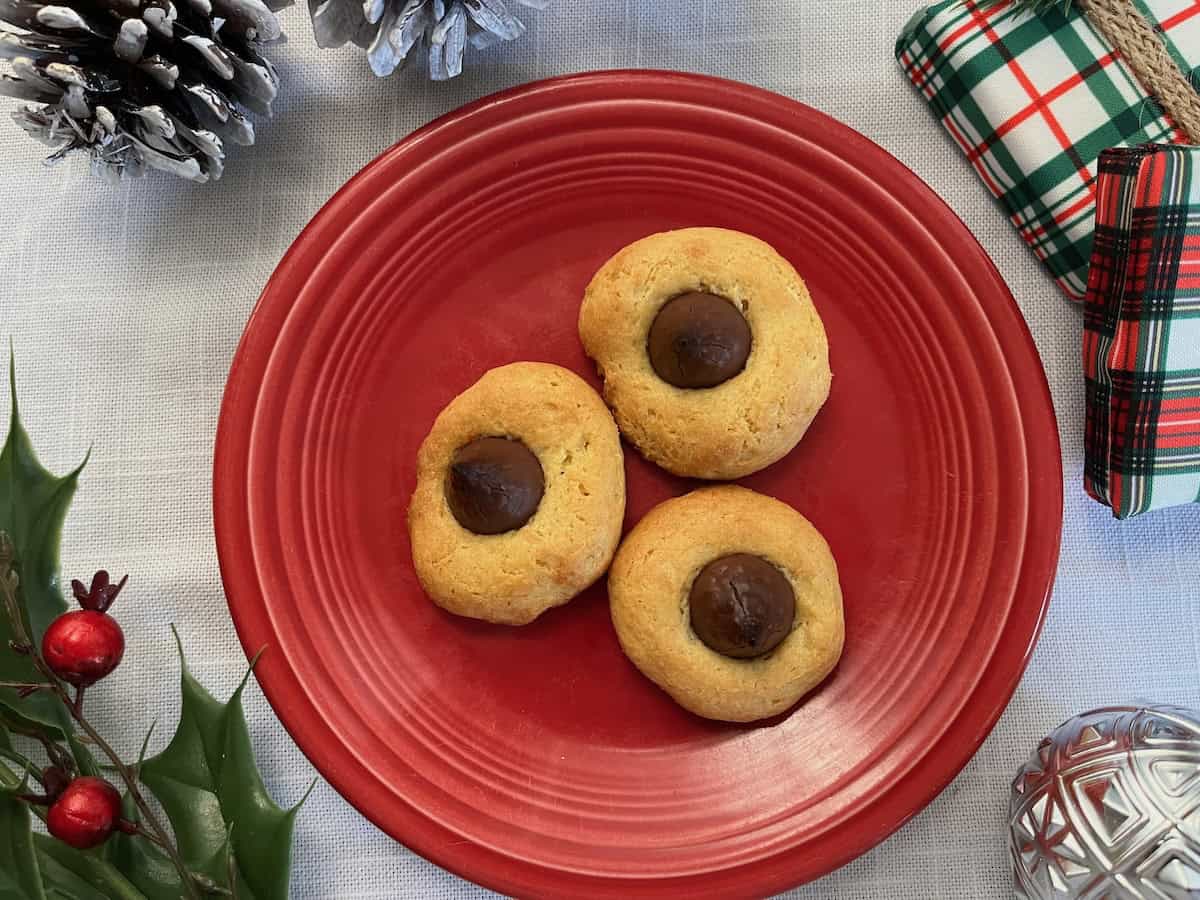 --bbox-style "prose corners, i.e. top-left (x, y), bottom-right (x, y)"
top-left (1084, 143), bottom-right (1200, 518)
top-left (896, 0), bottom-right (1200, 299)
